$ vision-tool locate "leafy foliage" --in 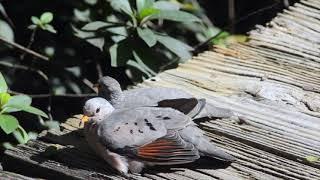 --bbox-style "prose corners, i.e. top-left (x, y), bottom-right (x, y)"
top-left (75, 0), bottom-right (207, 80)
top-left (29, 12), bottom-right (57, 33)
top-left (0, 72), bottom-right (48, 144)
